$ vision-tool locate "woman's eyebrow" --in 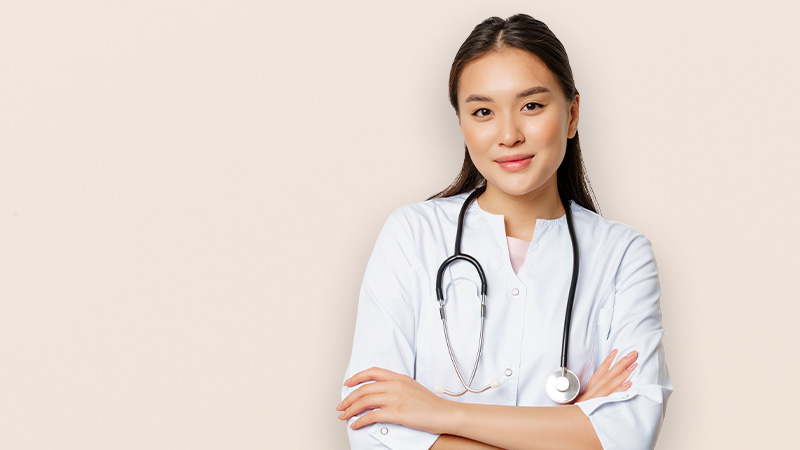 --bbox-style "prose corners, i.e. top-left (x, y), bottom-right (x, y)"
top-left (465, 86), bottom-right (551, 103)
